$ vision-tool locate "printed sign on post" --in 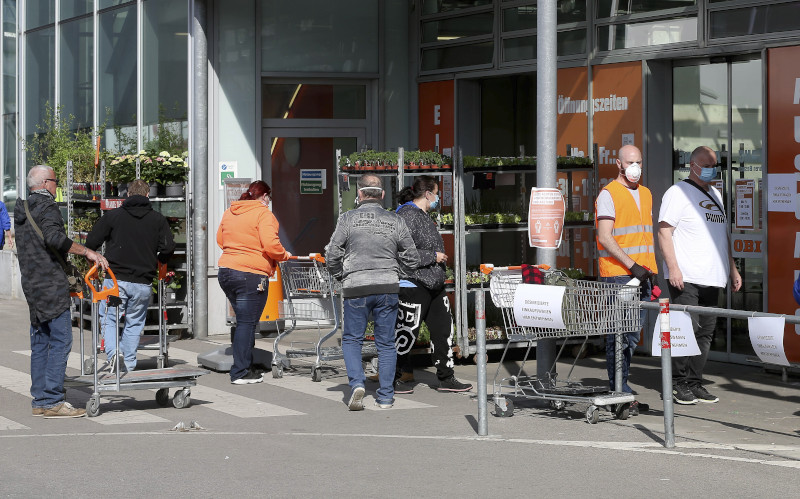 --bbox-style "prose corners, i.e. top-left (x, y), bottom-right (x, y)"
top-left (513, 284), bottom-right (567, 329)
top-left (300, 169), bottom-right (325, 194)
top-left (766, 173), bottom-right (795, 213)
top-left (748, 317), bottom-right (789, 366)
top-left (528, 187), bottom-right (566, 249)
top-left (735, 179), bottom-right (755, 230)
top-left (219, 161), bottom-right (238, 189)
top-left (651, 311), bottom-right (701, 357)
